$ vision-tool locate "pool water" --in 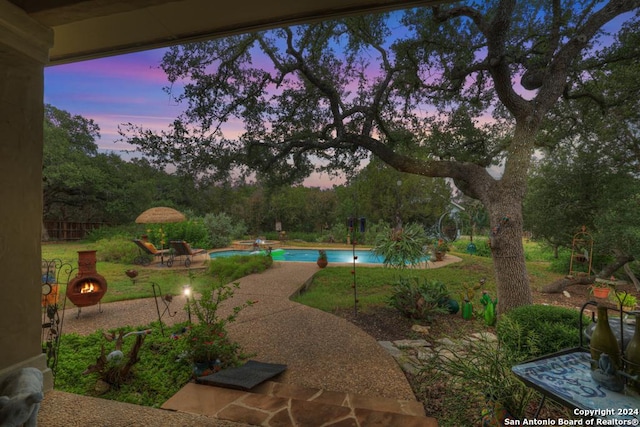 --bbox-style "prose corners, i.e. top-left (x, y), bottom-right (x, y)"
top-left (210, 248), bottom-right (386, 264)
